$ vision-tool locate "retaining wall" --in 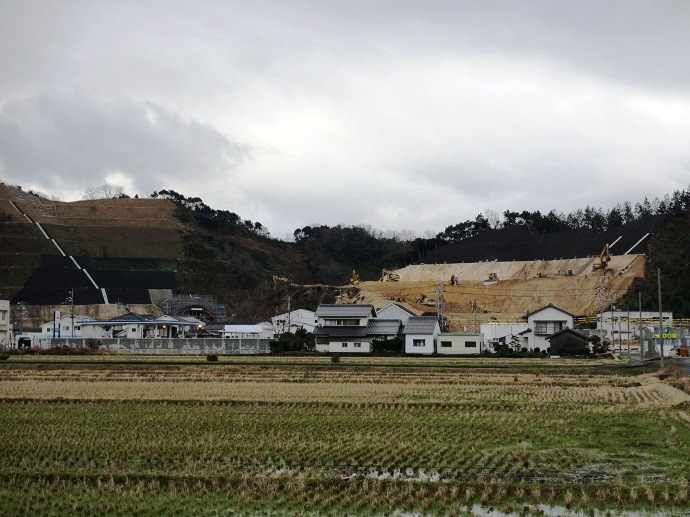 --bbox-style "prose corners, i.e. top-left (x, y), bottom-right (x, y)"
top-left (49, 338), bottom-right (271, 355)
